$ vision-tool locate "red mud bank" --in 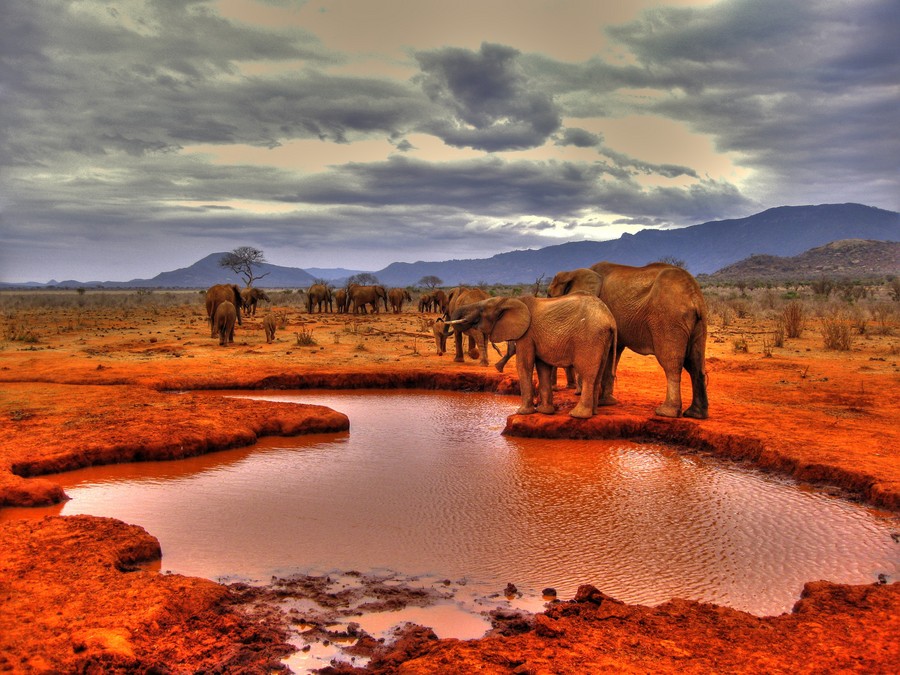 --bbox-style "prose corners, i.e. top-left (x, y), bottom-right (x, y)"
top-left (0, 516), bottom-right (294, 673)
